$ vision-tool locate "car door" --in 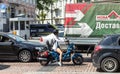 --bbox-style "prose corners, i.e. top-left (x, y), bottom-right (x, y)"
top-left (0, 35), bottom-right (15, 58)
